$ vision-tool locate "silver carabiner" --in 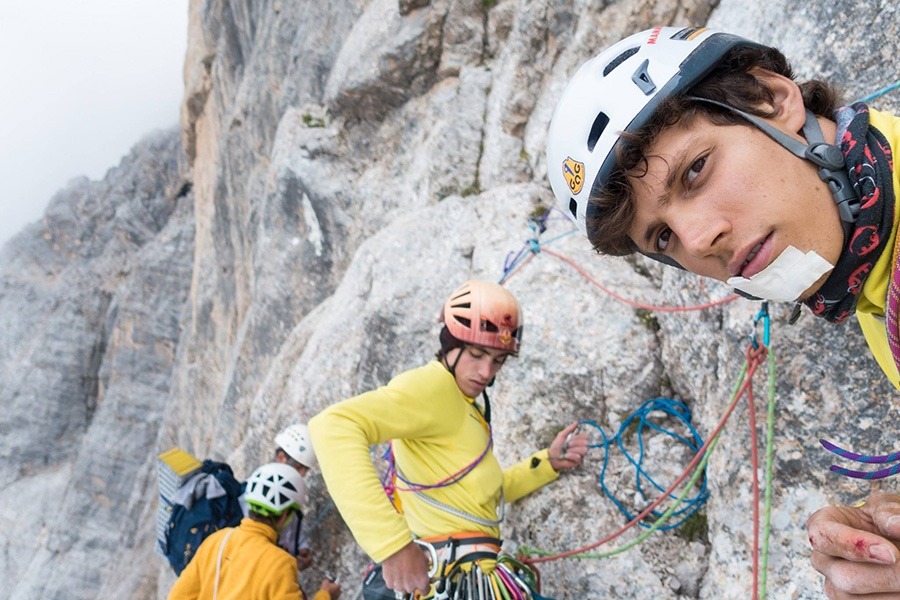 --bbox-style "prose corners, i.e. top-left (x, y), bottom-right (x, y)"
top-left (414, 539), bottom-right (440, 579)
